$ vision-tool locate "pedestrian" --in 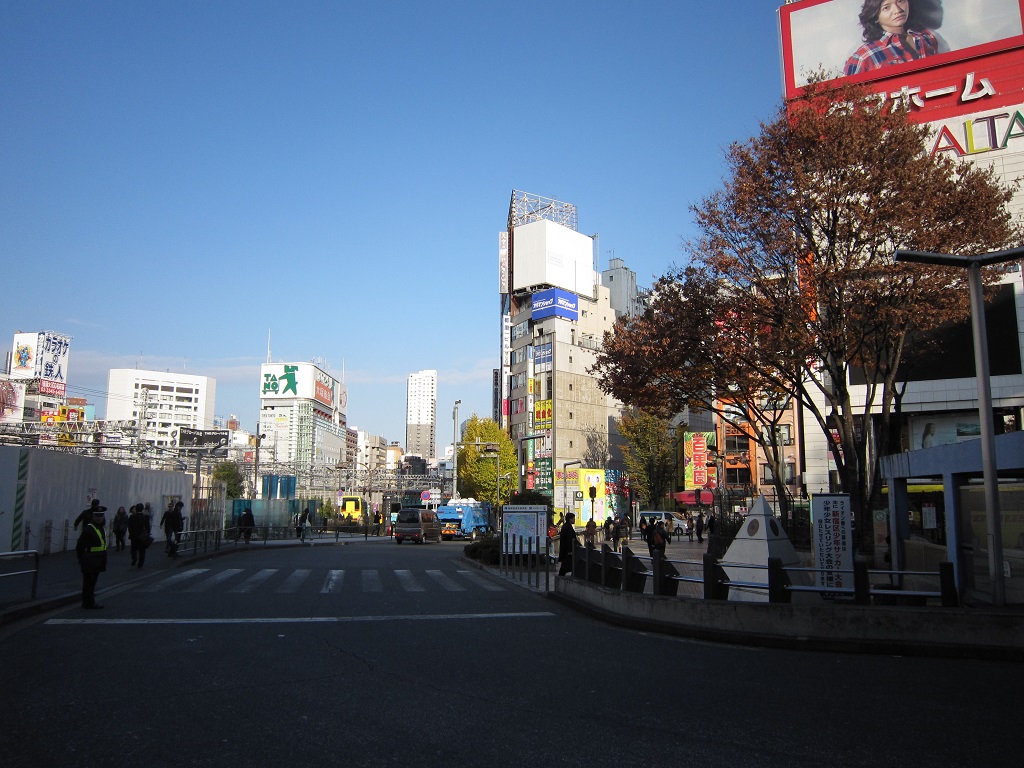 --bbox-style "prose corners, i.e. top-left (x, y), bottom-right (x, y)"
top-left (76, 501), bottom-right (107, 609)
top-left (161, 501), bottom-right (184, 557)
top-left (239, 507), bottom-right (255, 543)
top-left (558, 512), bottom-right (578, 577)
top-left (373, 511), bottom-right (383, 536)
top-left (603, 516), bottom-right (613, 542)
top-left (706, 511), bottom-right (716, 540)
top-left (74, 498), bottom-right (104, 530)
top-left (128, 503), bottom-right (152, 569)
top-left (652, 521), bottom-right (669, 558)
top-left (584, 517), bottom-right (597, 547)
top-left (299, 507), bottom-right (313, 544)
top-left (111, 506), bottom-right (129, 552)
top-left (612, 515), bottom-right (622, 552)
top-left (696, 511), bottom-right (705, 544)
